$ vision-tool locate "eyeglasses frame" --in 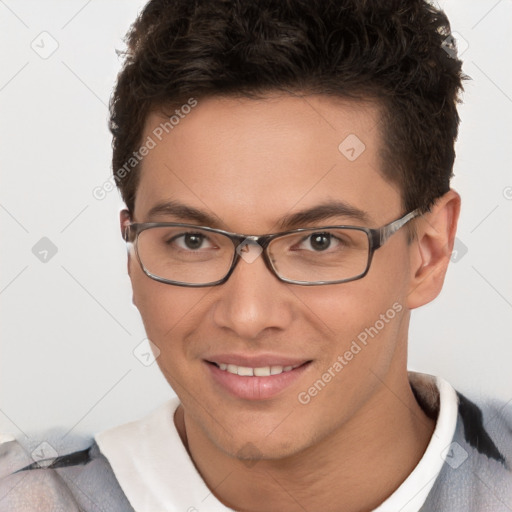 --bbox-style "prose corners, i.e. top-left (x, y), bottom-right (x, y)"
top-left (124, 209), bottom-right (421, 287)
